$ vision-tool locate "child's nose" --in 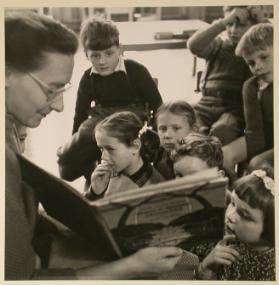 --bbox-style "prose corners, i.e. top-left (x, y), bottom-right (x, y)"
top-left (226, 207), bottom-right (237, 223)
top-left (101, 151), bottom-right (109, 161)
top-left (164, 129), bottom-right (172, 138)
top-left (99, 54), bottom-right (107, 65)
